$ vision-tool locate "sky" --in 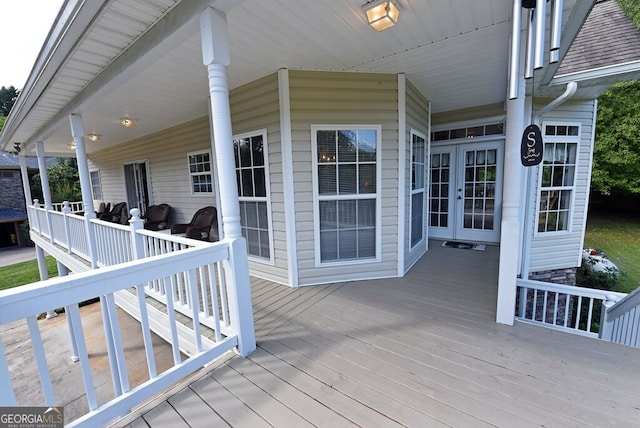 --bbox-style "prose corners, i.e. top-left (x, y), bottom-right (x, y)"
top-left (0, 0), bottom-right (65, 89)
